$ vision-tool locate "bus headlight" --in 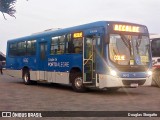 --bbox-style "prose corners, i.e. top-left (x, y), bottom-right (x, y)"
top-left (110, 70), bottom-right (117, 76)
top-left (147, 70), bottom-right (152, 77)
